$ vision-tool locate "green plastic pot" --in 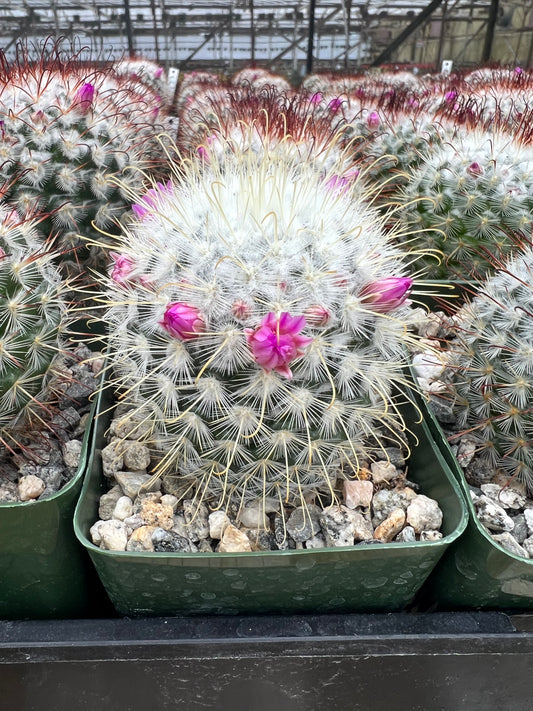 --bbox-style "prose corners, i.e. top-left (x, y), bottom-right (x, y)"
top-left (74, 385), bottom-right (468, 617)
top-left (0, 398), bottom-right (105, 620)
top-left (413, 387), bottom-right (533, 610)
